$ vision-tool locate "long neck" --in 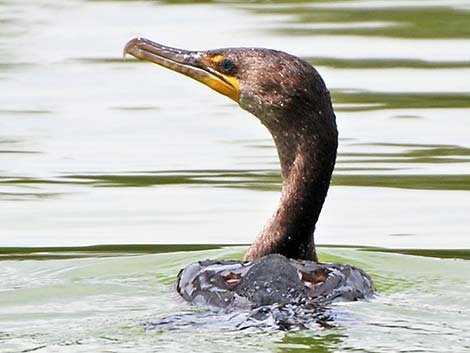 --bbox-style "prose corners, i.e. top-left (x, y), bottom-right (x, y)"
top-left (244, 107), bottom-right (338, 262)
